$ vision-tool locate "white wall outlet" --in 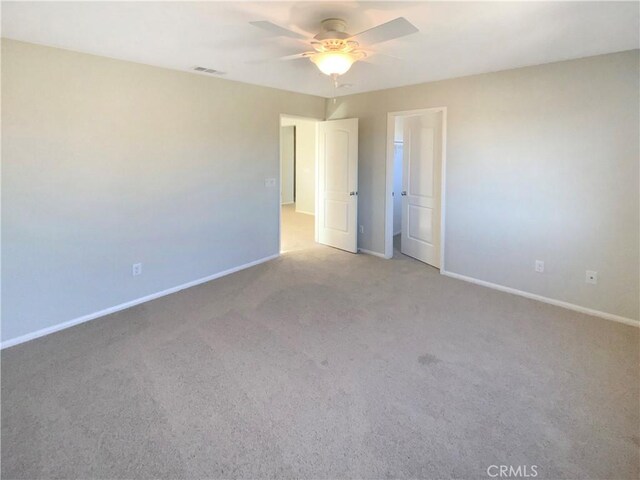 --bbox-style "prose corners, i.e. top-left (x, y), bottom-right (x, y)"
top-left (586, 270), bottom-right (597, 284)
top-left (264, 178), bottom-right (276, 187)
top-left (359, 225), bottom-right (364, 234)
top-left (535, 260), bottom-right (544, 273)
top-left (132, 263), bottom-right (142, 276)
